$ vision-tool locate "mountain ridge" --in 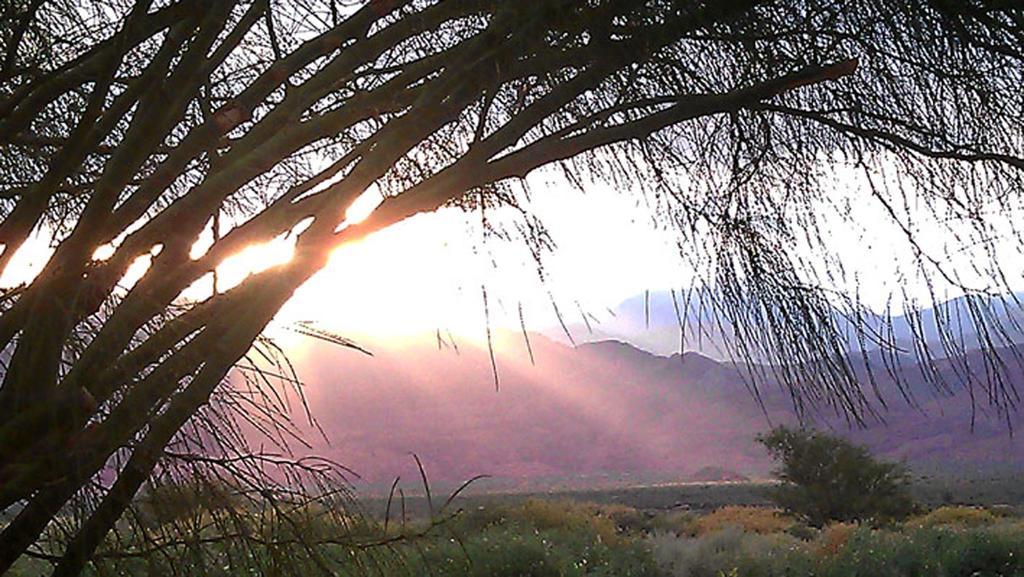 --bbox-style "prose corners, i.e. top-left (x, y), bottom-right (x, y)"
top-left (285, 331), bottom-right (1023, 487)
top-left (546, 290), bottom-right (1024, 358)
